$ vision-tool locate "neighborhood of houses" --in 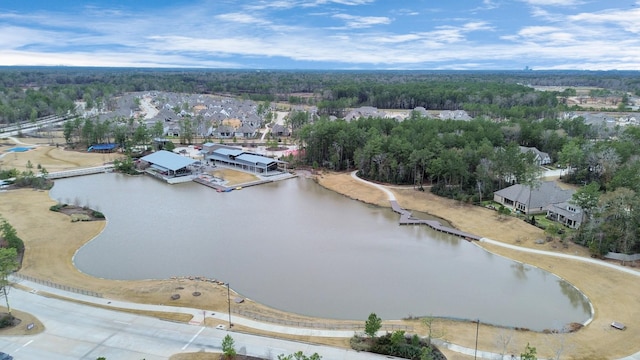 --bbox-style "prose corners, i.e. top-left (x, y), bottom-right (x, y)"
top-left (79, 91), bottom-right (606, 230)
